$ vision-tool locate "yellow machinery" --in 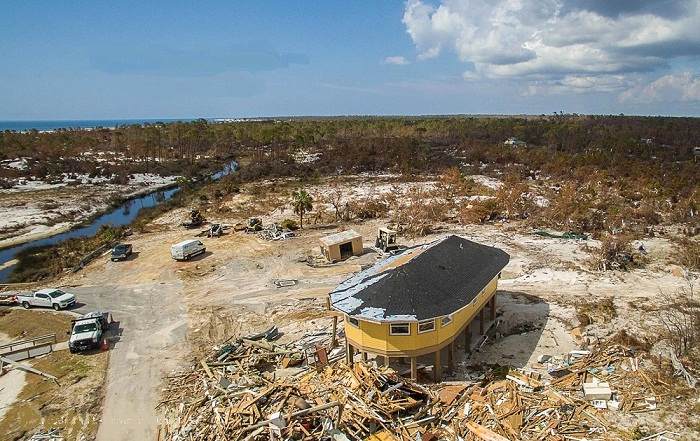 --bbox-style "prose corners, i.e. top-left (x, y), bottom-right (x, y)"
top-left (375, 227), bottom-right (398, 252)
